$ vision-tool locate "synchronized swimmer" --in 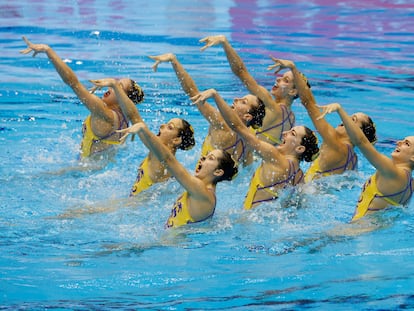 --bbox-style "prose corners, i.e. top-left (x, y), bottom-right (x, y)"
top-left (20, 36), bottom-right (144, 160)
top-left (21, 35), bottom-right (414, 227)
